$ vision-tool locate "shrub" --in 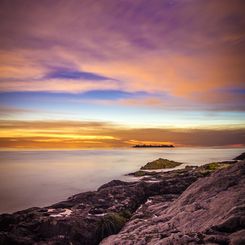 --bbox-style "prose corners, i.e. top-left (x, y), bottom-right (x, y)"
top-left (96, 213), bottom-right (127, 241)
